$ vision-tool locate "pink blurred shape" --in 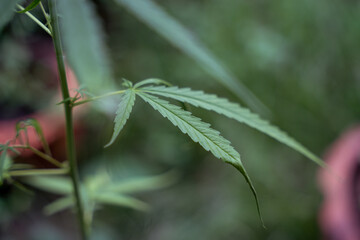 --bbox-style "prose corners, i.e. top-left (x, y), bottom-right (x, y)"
top-left (319, 126), bottom-right (360, 240)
